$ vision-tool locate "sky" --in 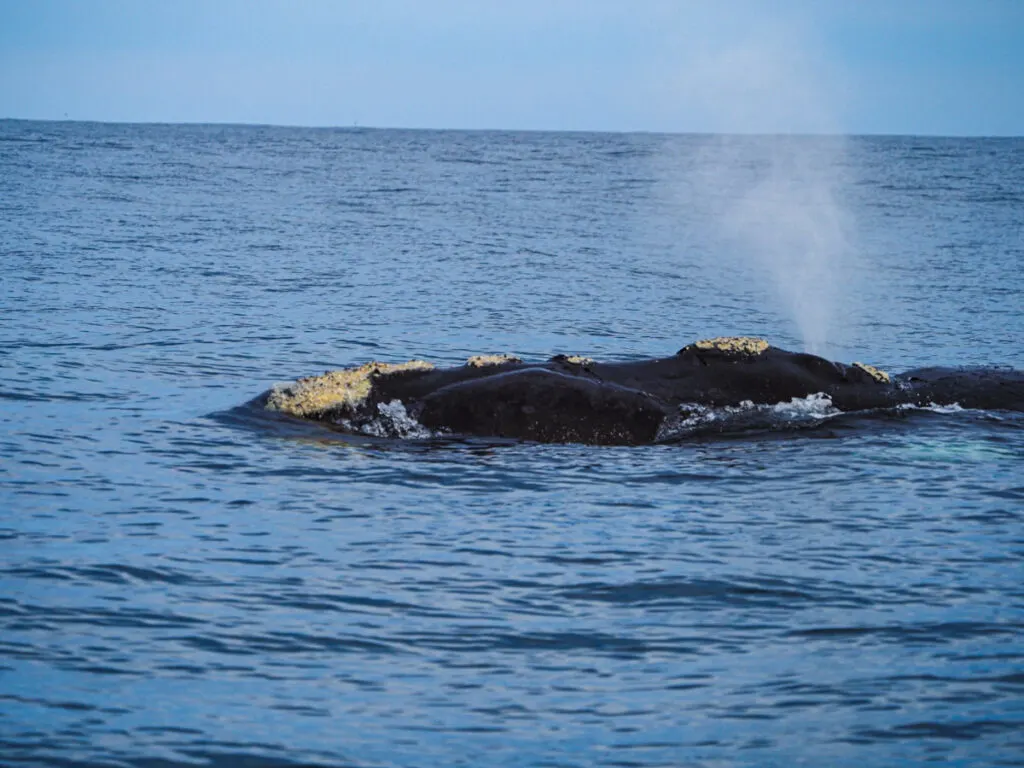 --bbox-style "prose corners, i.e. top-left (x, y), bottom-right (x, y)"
top-left (1, 0), bottom-right (1022, 136)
